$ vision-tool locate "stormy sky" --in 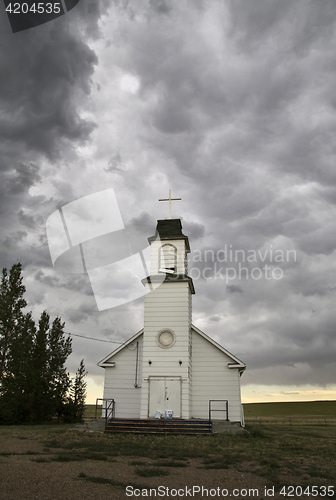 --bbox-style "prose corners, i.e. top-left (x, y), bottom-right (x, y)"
top-left (1, 0), bottom-right (336, 403)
